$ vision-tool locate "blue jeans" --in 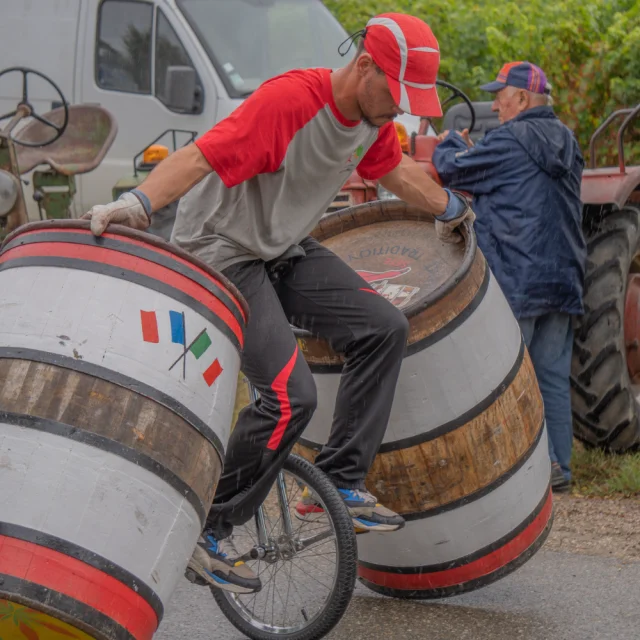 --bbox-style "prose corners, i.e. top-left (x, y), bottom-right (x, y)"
top-left (519, 313), bottom-right (573, 481)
